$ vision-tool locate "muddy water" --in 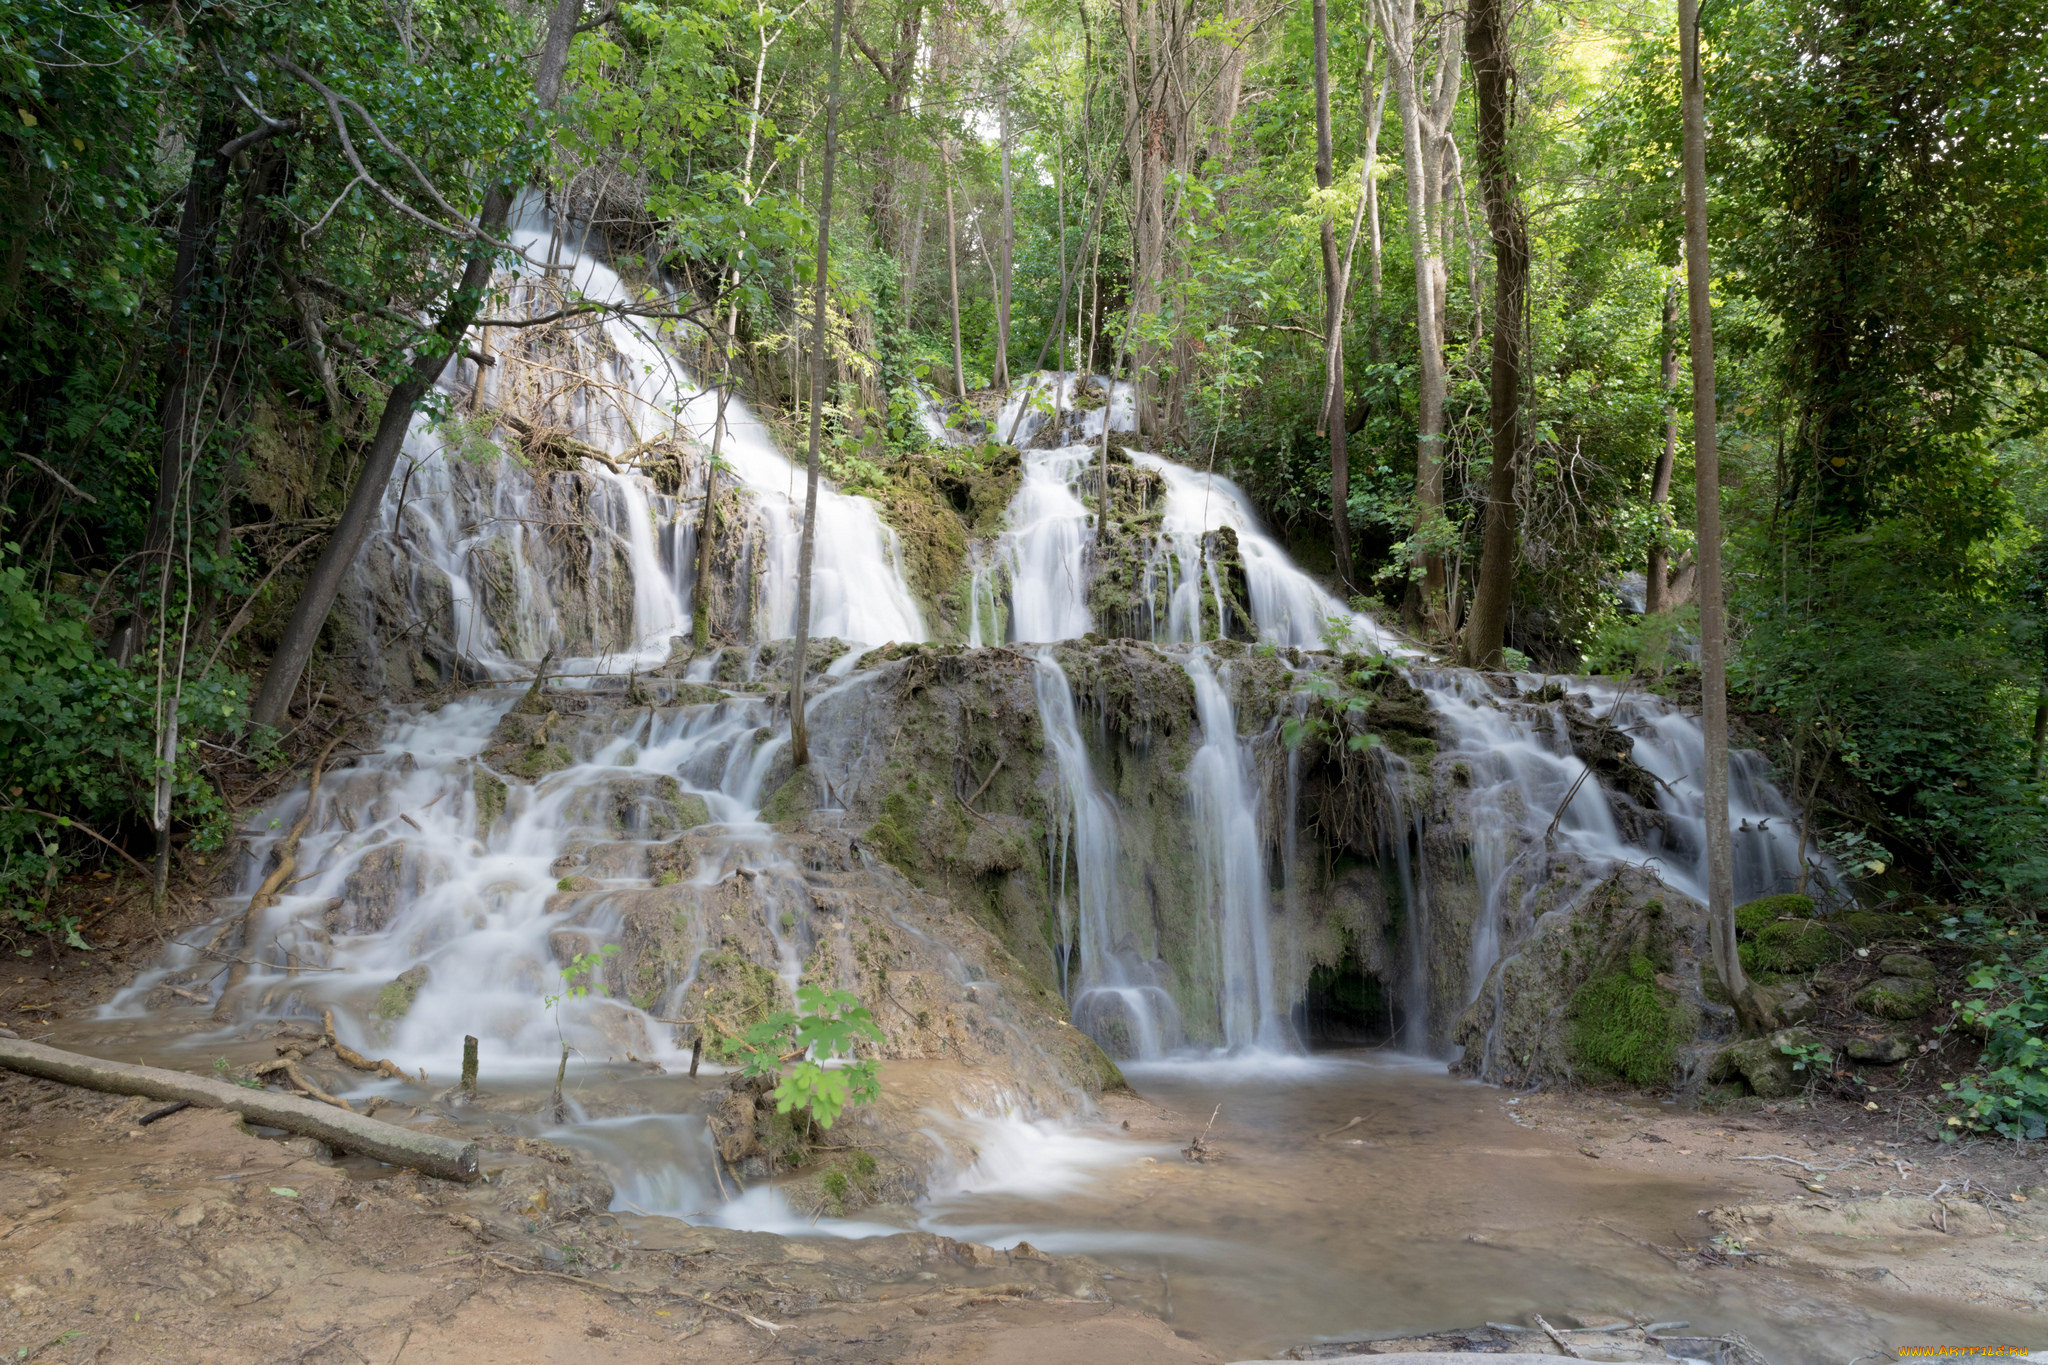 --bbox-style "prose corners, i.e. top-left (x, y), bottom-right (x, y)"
top-left (917, 1054), bottom-right (2029, 1362)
